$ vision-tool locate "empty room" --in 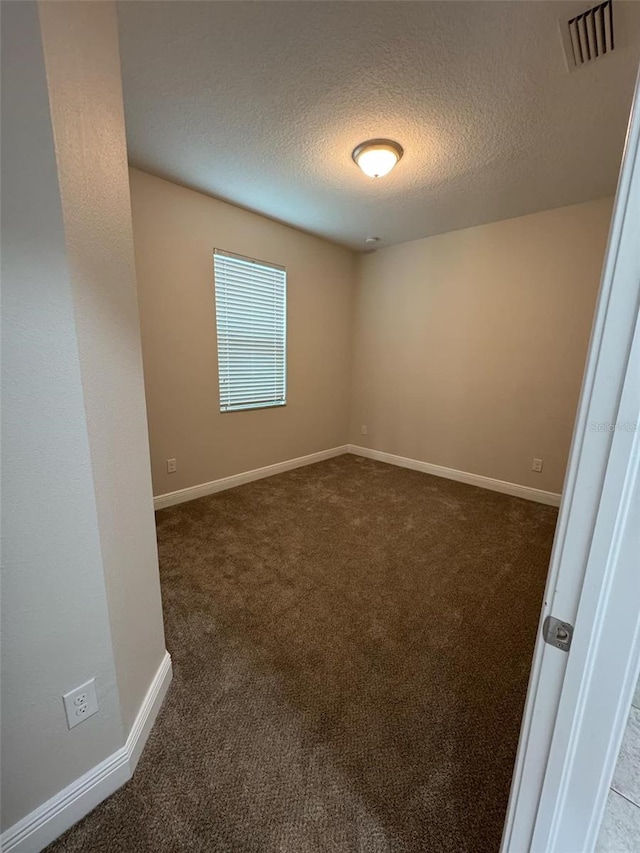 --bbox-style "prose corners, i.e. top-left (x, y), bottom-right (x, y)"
top-left (3, 2), bottom-right (640, 853)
